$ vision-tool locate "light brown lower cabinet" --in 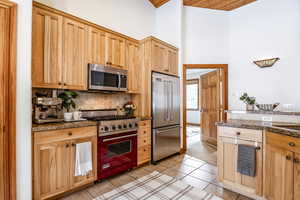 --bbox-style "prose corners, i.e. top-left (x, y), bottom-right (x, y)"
top-left (33, 126), bottom-right (97, 200)
top-left (264, 131), bottom-right (300, 200)
top-left (217, 127), bottom-right (263, 198)
top-left (137, 120), bottom-right (151, 166)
